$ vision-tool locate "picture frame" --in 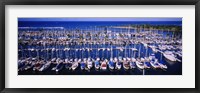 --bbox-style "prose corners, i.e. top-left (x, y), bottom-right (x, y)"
top-left (0, 0), bottom-right (199, 93)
